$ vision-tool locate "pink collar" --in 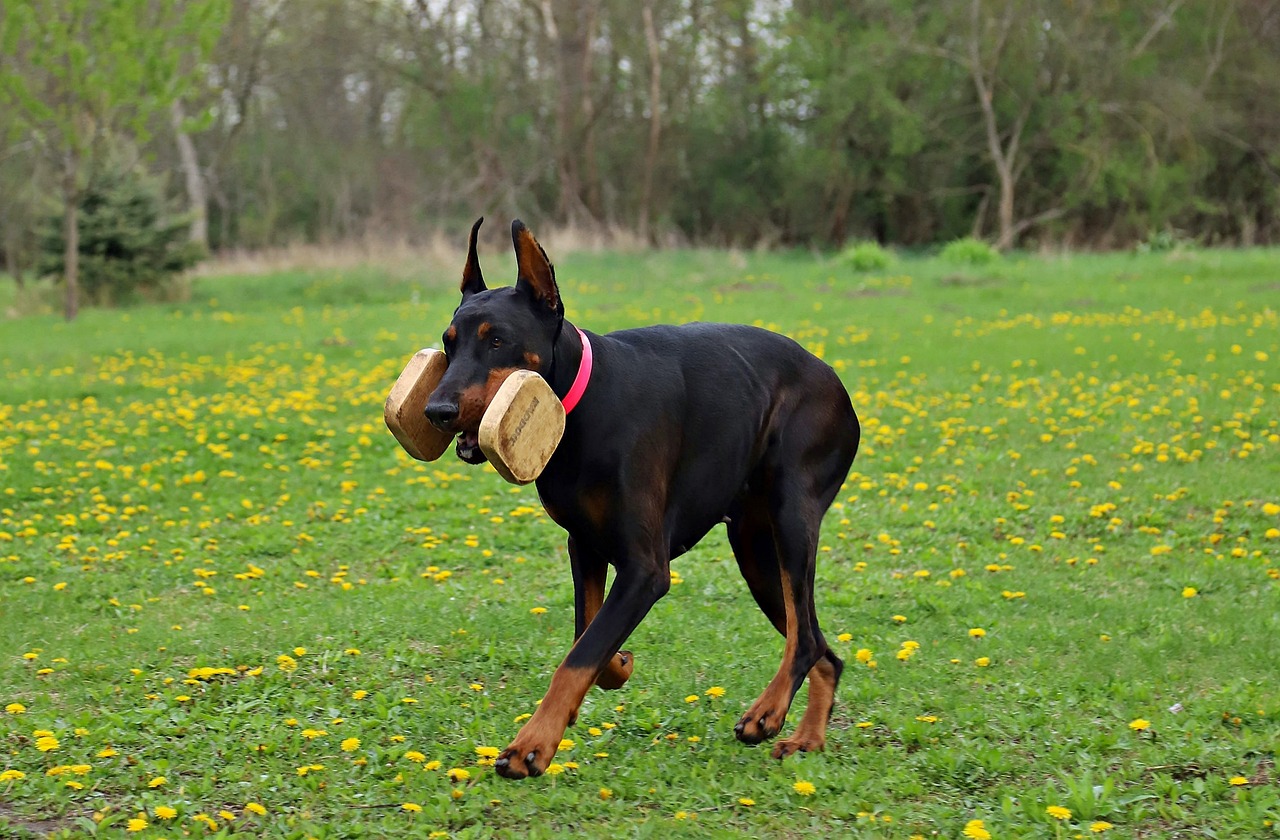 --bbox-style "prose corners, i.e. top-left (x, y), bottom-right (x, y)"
top-left (560, 327), bottom-right (592, 414)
